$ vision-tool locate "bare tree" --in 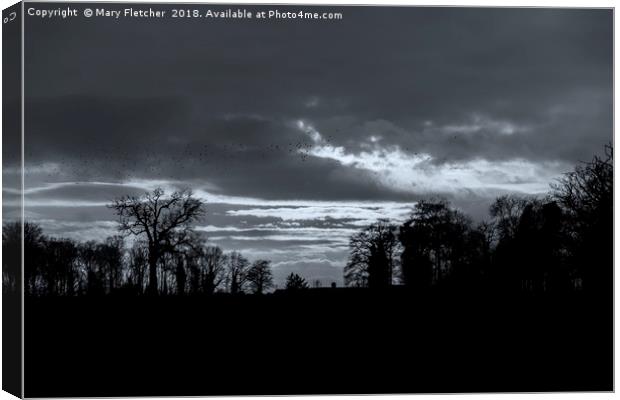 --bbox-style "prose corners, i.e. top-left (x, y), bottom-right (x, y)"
top-left (246, 260), bottom-right (274, 294)
top-left (14, 222), bottom-right (46, 296)
top-left (552, 144), bottom-right (612, 233)
top-left (552, 144), bottom-right (612, 293)
top-left (198, 246), bottom-right (228, 294)
top-left (127, 240), bottom-right (149, 294)
top-left (226, 251), bottom-right (251, 294)
top-left (174, 253), bottom-right (187, 295)
top-left (77, 241), bottom-right (103, 295)
top-left (477, 220), bottom-right (497, 250)
top-left (489, 195), bottom-right (532, 241)
top-left (344, 219), bottom-right (398, 288)
top-left (100, 236), bottom-right (124, 294)
top-left (42, 238), bottom-right (78, 296)
top-left (109, 188), bottom-right (205, 295)
top-left (2, 222), bottom-right (37, 294)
